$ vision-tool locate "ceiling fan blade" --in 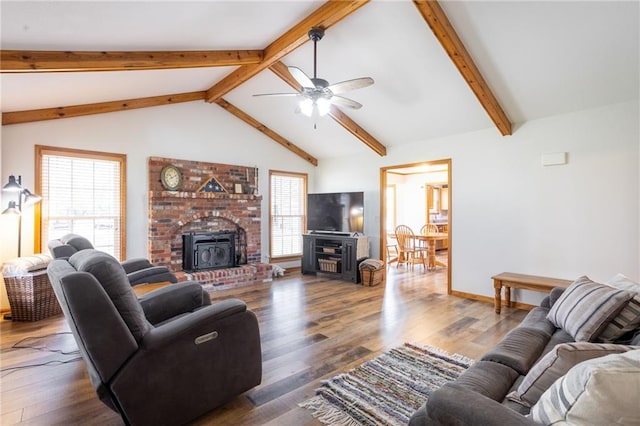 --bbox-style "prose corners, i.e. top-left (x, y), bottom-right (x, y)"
top-left (252, 92), bottom-right (299, 97)
top-left (288, 66), bottom-right (315, 89)
top-left (330, 96), bottom-right (362, 109)
top-left (327, 77), bottom-right (374, 95)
